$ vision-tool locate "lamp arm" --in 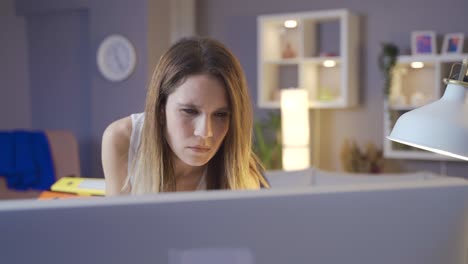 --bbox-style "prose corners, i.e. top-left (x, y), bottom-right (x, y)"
top-left (458, 59), bottom-right (468, 81)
